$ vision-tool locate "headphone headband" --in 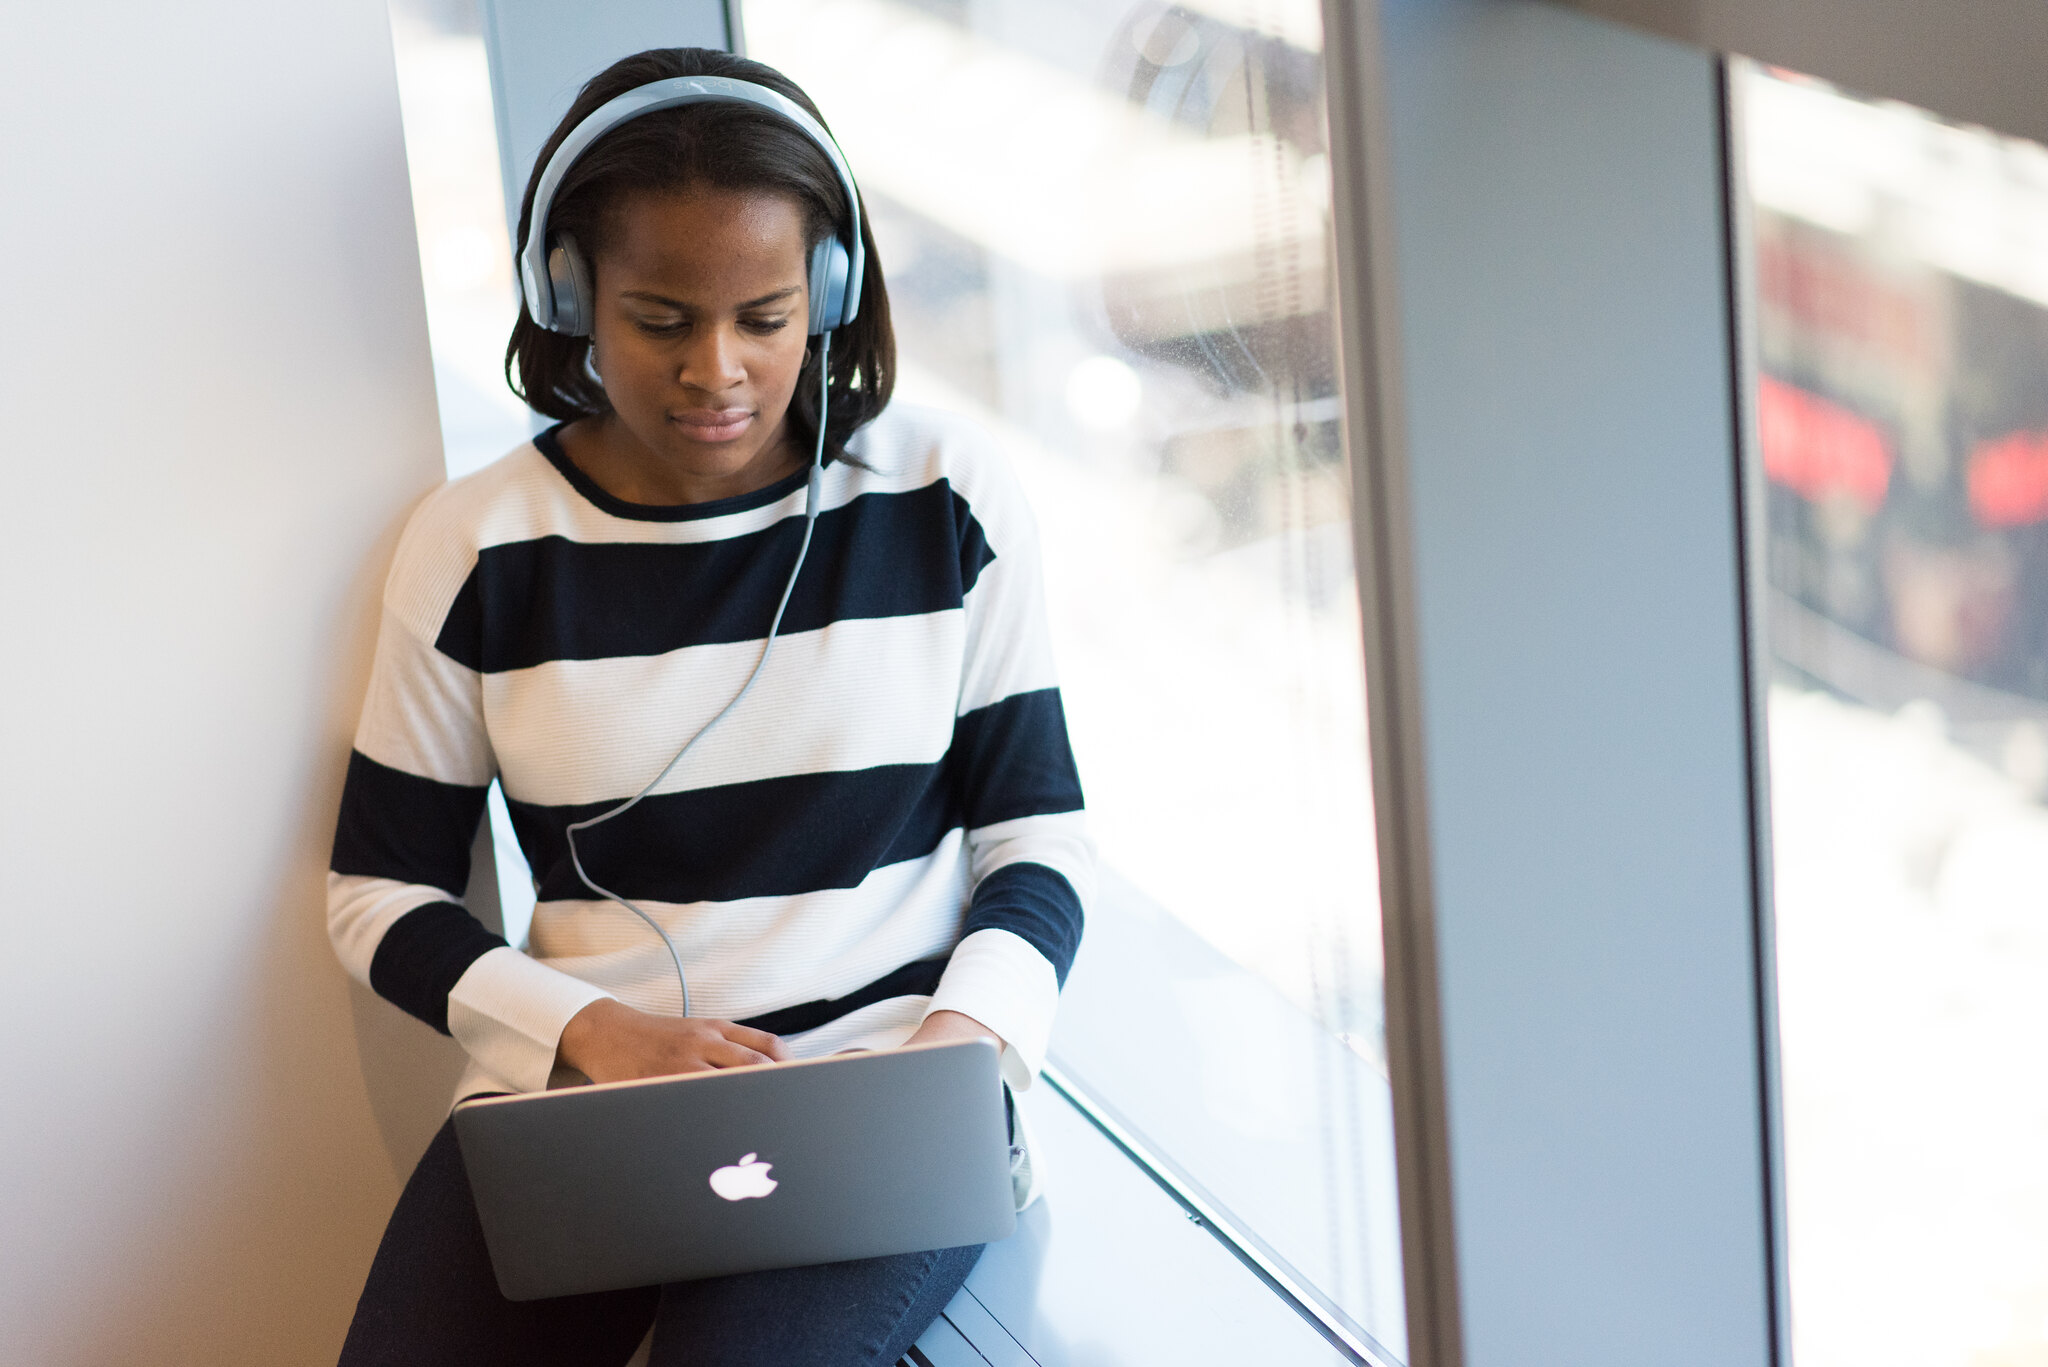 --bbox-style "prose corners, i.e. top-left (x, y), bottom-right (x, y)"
top-left (519, 74), bottom-right (866, 335)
